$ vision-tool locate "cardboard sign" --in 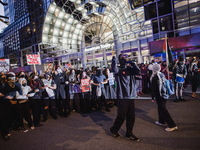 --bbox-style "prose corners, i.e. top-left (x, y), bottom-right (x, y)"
top-left (69, 84), bottom-right (81, 94)
top-left (108, 73), bottom-right (114, 86)
top-left (26, 54), bottom-right (41, 65)
top-left (0, 59), bottom-right (9, 73)
top-left (81, 78), bottom-right (90, 93)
